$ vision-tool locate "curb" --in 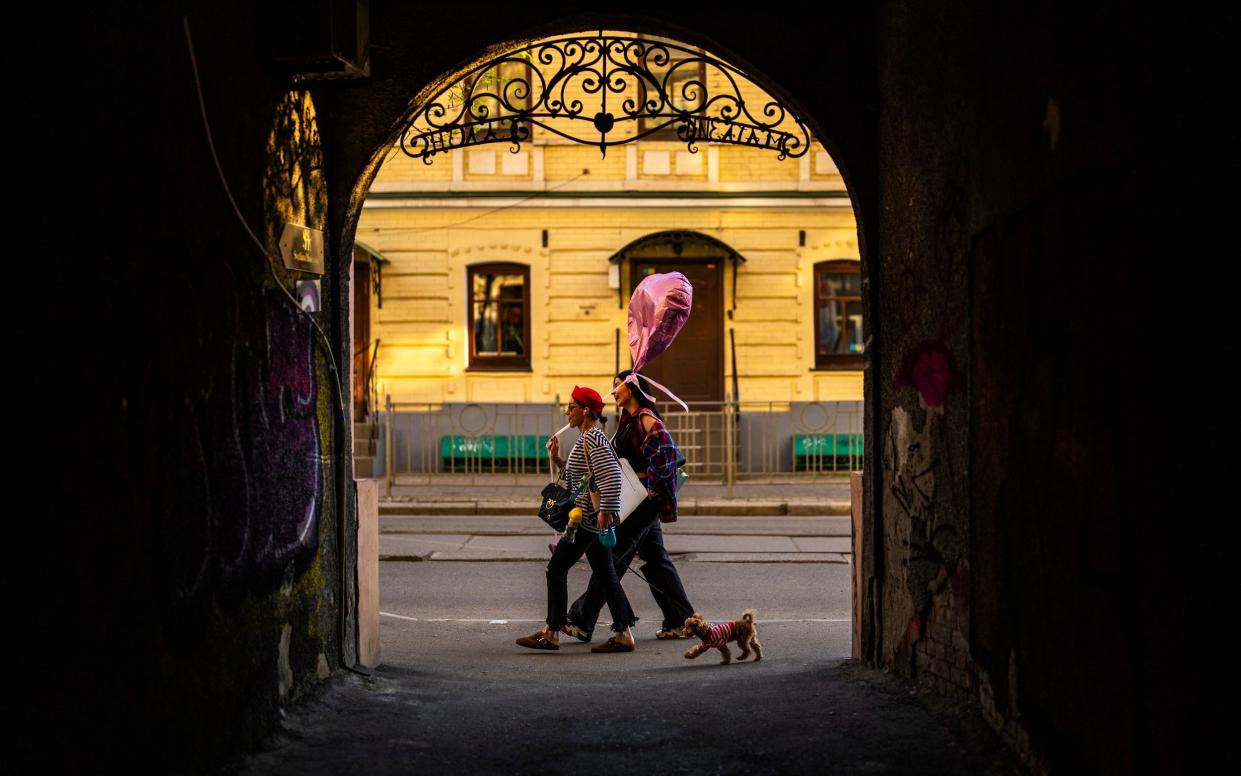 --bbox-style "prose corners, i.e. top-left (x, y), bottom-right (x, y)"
top-left (379, 500), bottom-right (851, 517)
